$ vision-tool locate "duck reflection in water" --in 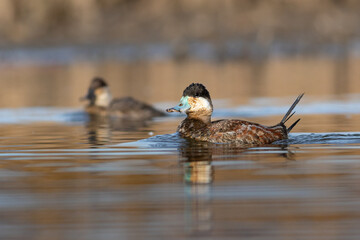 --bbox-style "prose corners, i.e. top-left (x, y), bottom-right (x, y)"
top-left (179, 140), bottom-right (295, 235)
top-left (180, 141), bottom-right (295, 184)
top-left (181, 141), bottom-right (215, 185)
top-left (180, 141), bottom-right (214, 234)
top-left (85, 114), bottom-right (150, 145)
